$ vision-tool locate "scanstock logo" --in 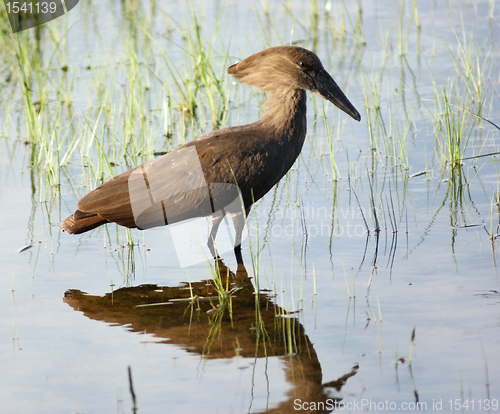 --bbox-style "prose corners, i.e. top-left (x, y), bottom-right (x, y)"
top-left (128, 146), bottom-right (247, 267)
top-left (3, 0), bottom-right (79, 33)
